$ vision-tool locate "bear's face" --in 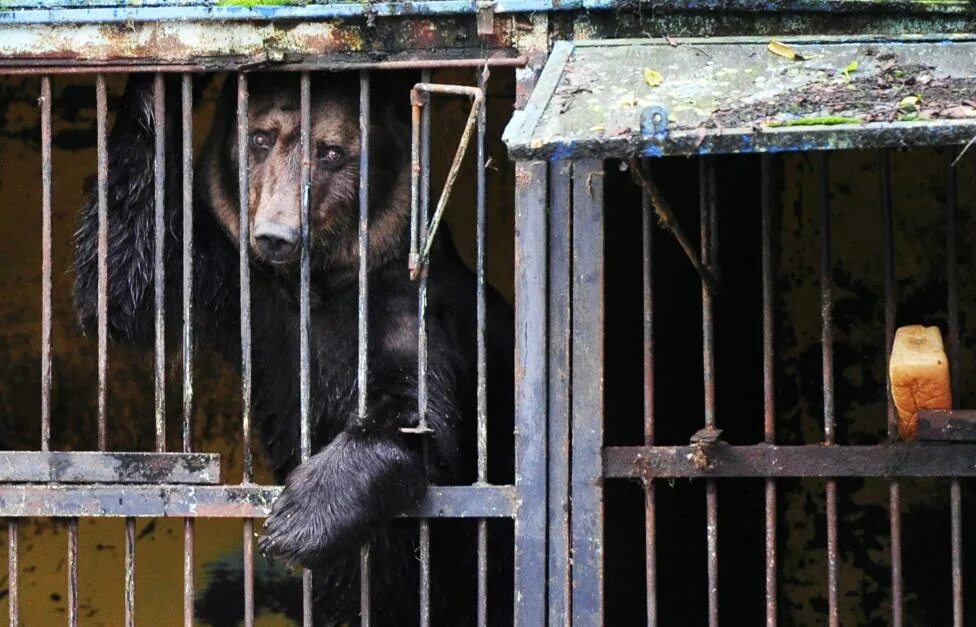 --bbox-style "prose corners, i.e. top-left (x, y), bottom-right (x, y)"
top-left (204, 73), bottom-right (410, 272)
